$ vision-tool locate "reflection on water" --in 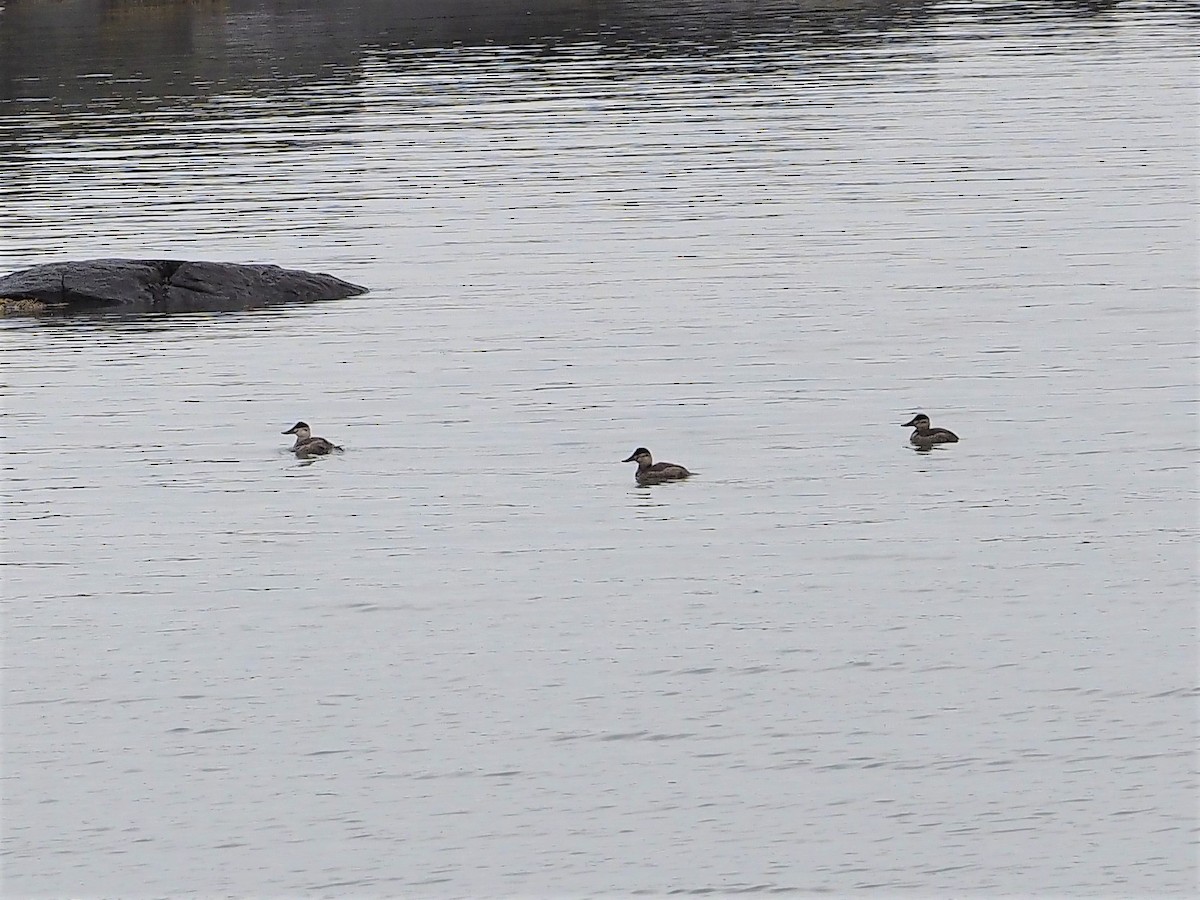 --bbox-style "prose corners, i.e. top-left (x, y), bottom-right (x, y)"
top-left (2, 0), bottom-right (934, 111)
top-left (0, 1), bottom-right (1158, 128)
top-left (1, 2), bottom-right (1197, 897)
